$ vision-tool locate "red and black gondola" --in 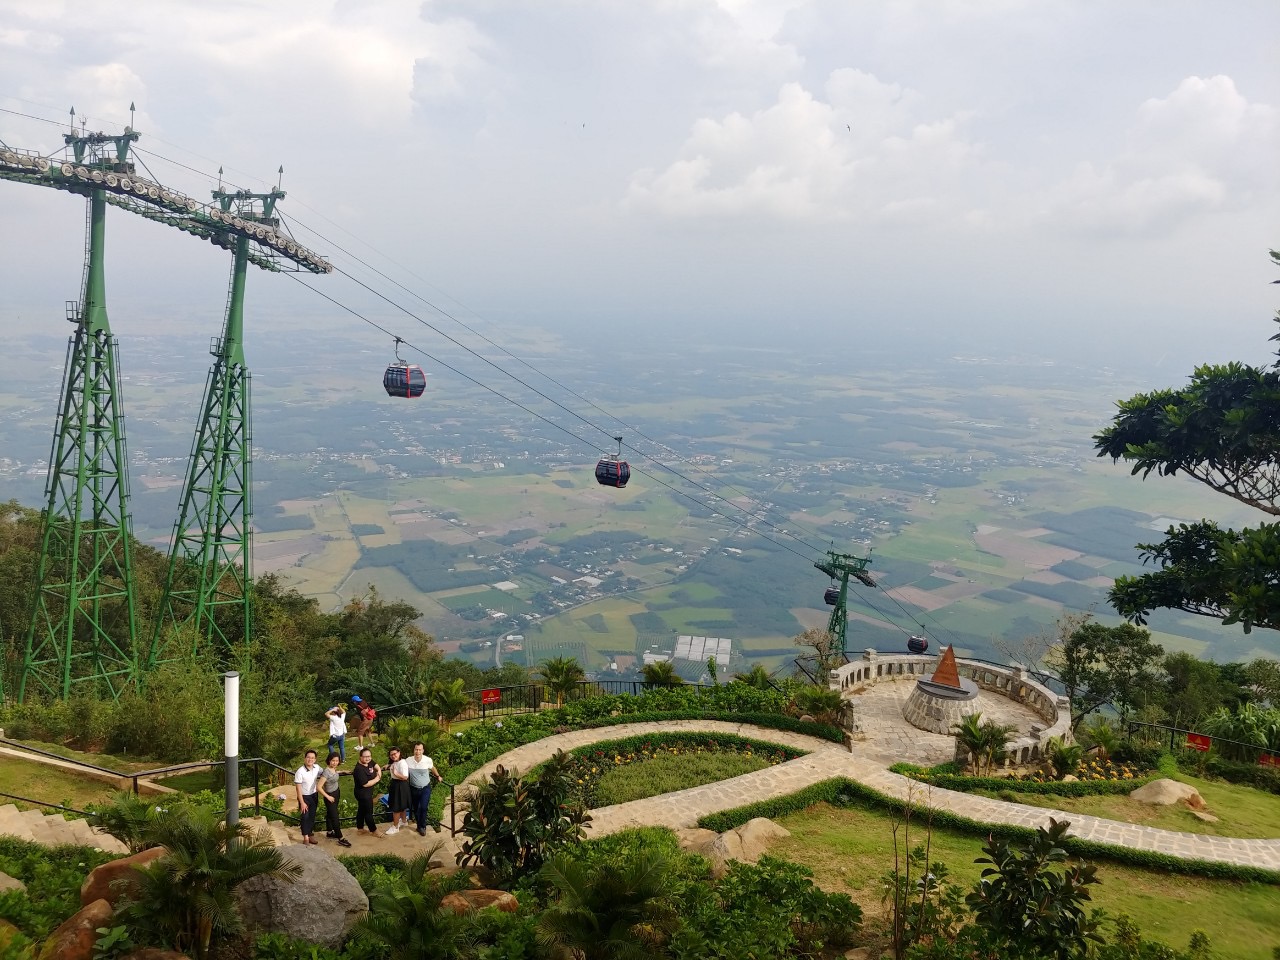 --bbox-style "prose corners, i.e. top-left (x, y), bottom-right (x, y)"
top-left (383, 337), bottom-right (426, 398)
top-left (595, 436), bottom-right (630, 488)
